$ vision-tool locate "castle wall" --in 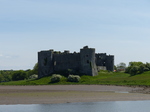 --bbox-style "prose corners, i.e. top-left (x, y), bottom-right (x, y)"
top-left (38, 51), bottom-right (54, 78)
top-left (80, 47), bottom-right (98, 76)
top-left (95, 53), bottom-right (107, 66)
top-left (38, 46), bottom-right (114, 78)
top-left (105, 55), bottom-right (114, 71)
top-left (95, 53), bottom-right (114, 71)
top-left (53, 53), bottom-right (80, 72)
